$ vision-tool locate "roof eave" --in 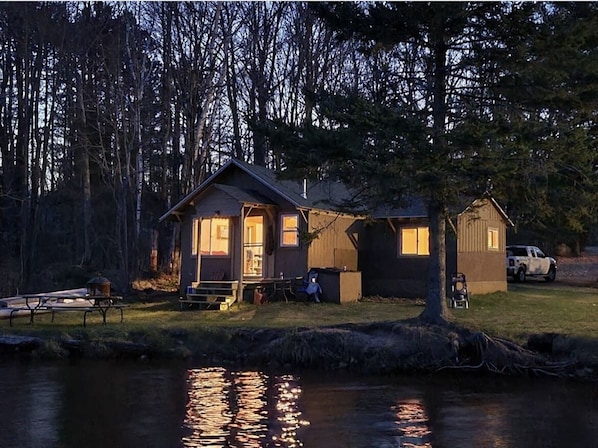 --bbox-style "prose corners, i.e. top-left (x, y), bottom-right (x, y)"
top-left (158, 160), bottom-right (236, 223)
